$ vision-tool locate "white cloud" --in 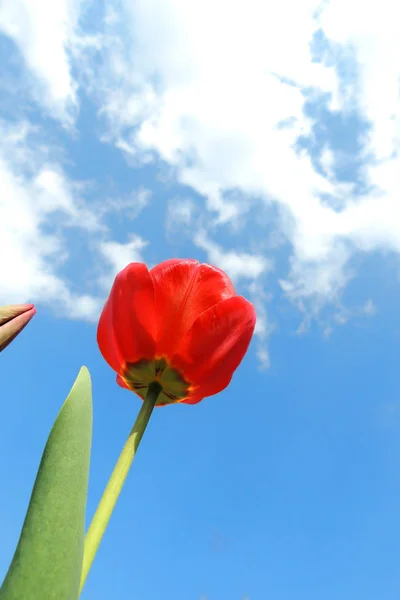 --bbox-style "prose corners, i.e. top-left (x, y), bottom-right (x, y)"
top-left (0, 0), bottom-right (88, 124)
top-left (0, 116), bottom-right (153, 324)
top-left (167, 198), bottom-right (196, 231)
top-left (96, 188), bottom-right (151, 221)
top-left (319, 0), bottom-right (400, 160)
top-left (33, 168), bottom-right (104, 232)
top-left (0, 119), bottom-right (102, 319)
top-left (91, 0), bottom-right (400, 322)
top-left (95, 0), bottom-right (338, 225)
top-left (165, 197), bottom-right (201, 242)
top-left (194, 231), bottom-right (272, 283)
